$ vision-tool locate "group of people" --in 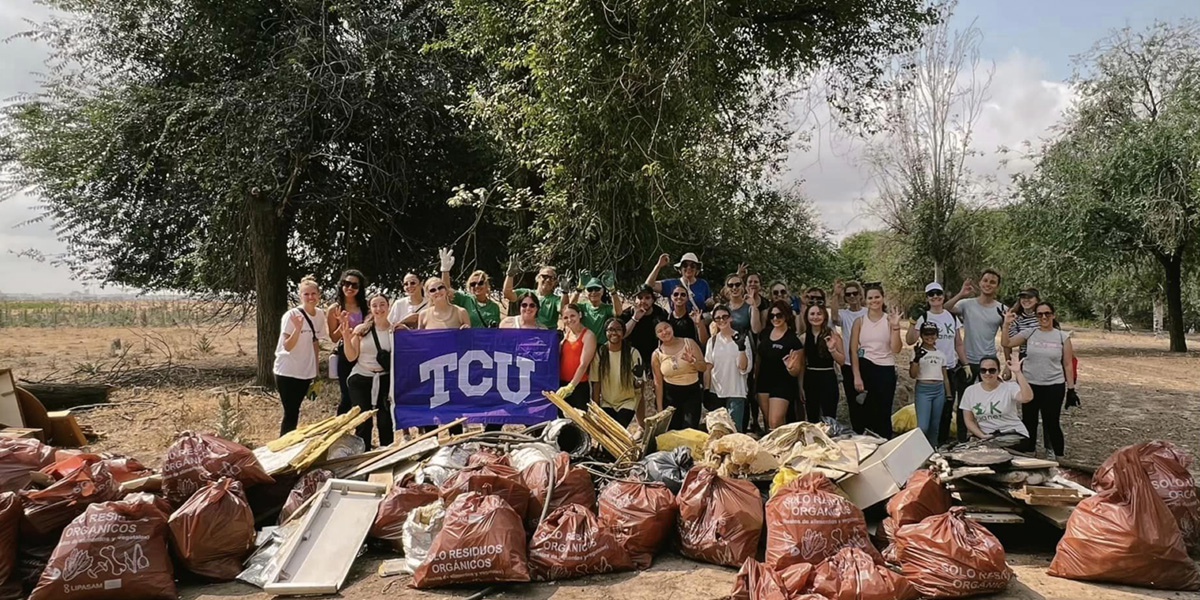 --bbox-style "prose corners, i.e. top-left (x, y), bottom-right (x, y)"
top-left (271, 251), bottom-right (1080, 461)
